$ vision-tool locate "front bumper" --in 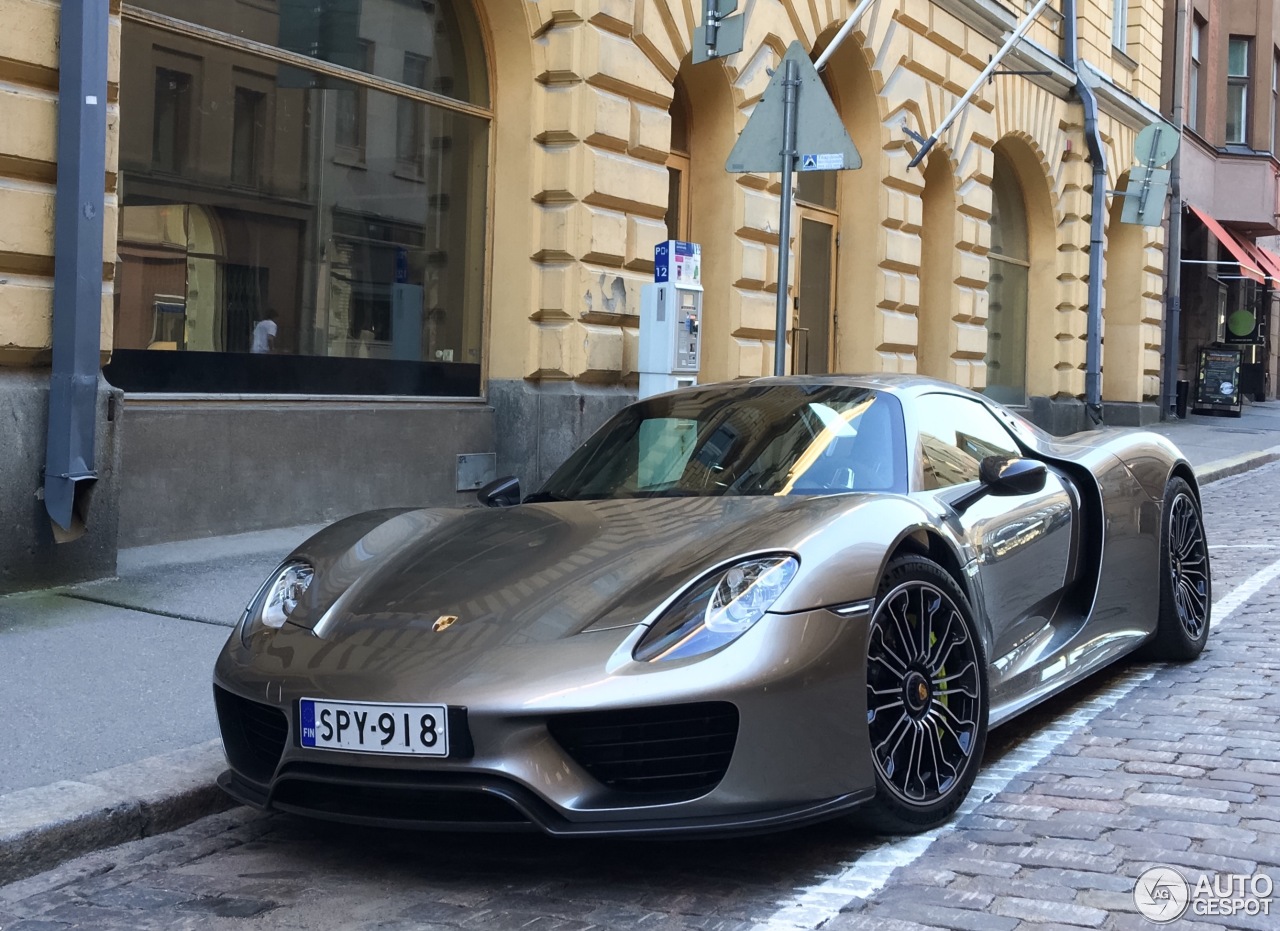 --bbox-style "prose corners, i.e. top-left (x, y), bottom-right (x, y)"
top-left (213, 608), bottom-right (878, 835)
